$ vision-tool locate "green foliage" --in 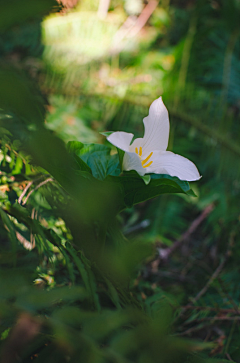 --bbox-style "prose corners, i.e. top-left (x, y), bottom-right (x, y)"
top-left (68, 142), bottom-right (121, 180)
top-left (68, 140), bottom-right (196, 210)
top-left (0, 0), bottom-right (59, 32)
top-left (0, 0), bottom-right (240, 362)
